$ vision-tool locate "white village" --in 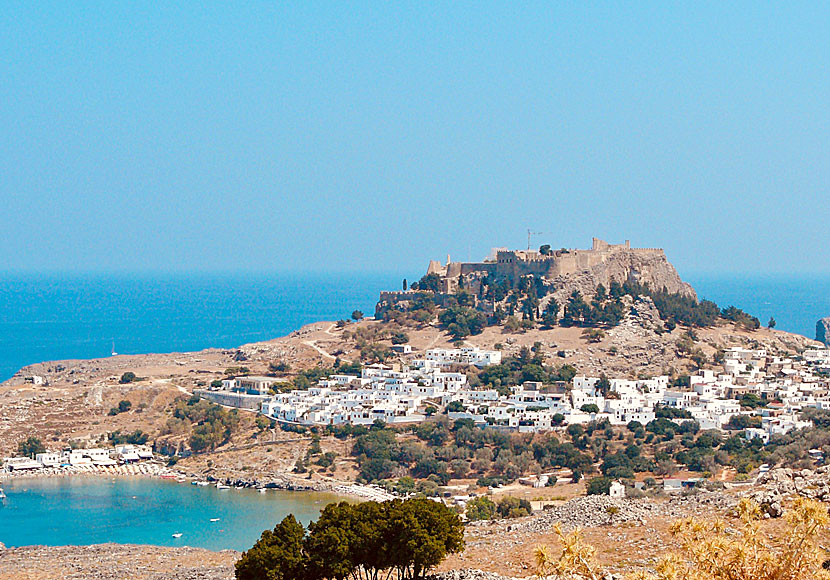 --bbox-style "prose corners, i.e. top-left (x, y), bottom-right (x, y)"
top-left (207, 344), bottom-right (828, 442)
